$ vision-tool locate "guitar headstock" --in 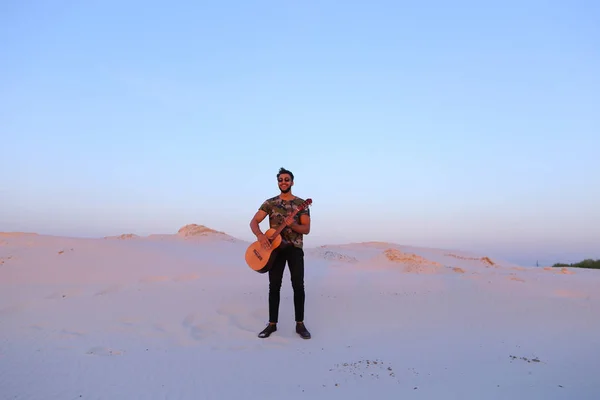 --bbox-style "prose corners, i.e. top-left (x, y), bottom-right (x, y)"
top-left (296, 198), bottom-right (312, 212)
